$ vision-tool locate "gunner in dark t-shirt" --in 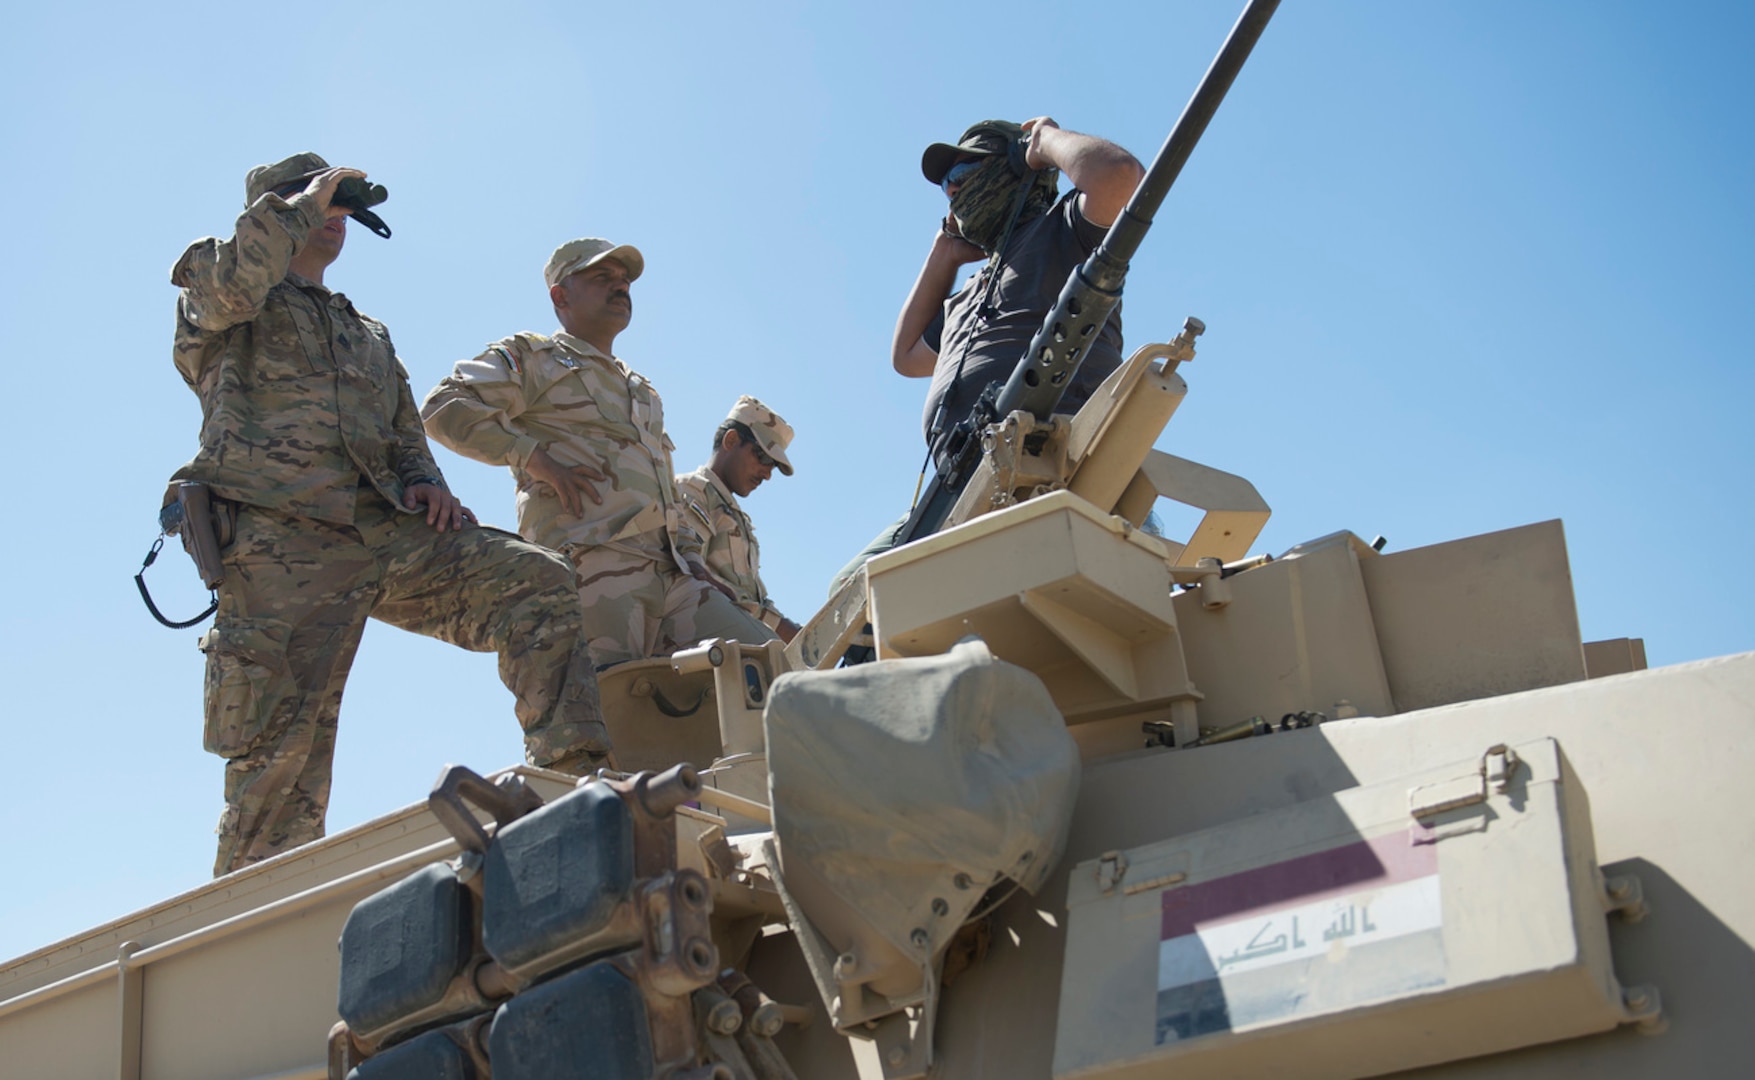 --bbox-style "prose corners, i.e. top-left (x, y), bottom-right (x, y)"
top-left (893, 117), bottom-right (1144, 471)
top-left (828, 118), bottom-right (1144, 596)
